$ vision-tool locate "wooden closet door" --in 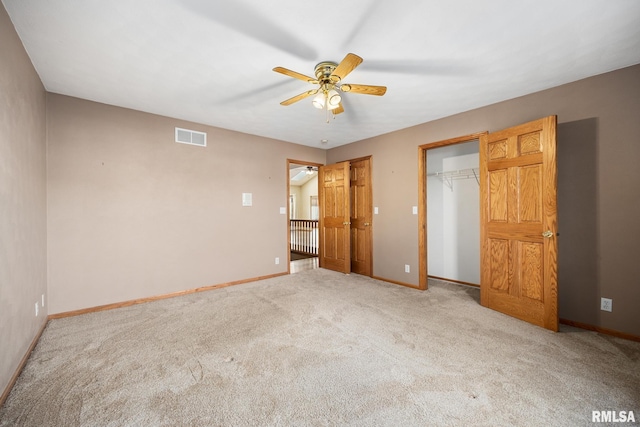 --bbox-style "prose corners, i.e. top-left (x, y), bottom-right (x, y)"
top-left (350, 158), bottom-right (372, 276)
top-left (480, 116), bottom-right (558, 331)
